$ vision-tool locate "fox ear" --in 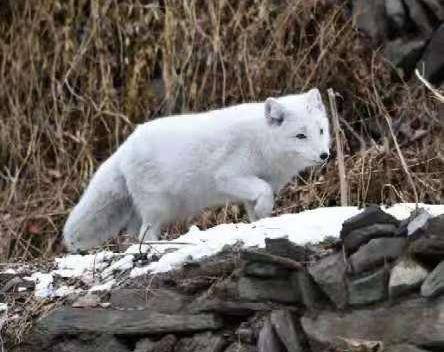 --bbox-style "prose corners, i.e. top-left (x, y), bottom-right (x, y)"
top-left (265, 98), bottom-right (285, 126)
top-left (306, 88), bottom-right (325, 114)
